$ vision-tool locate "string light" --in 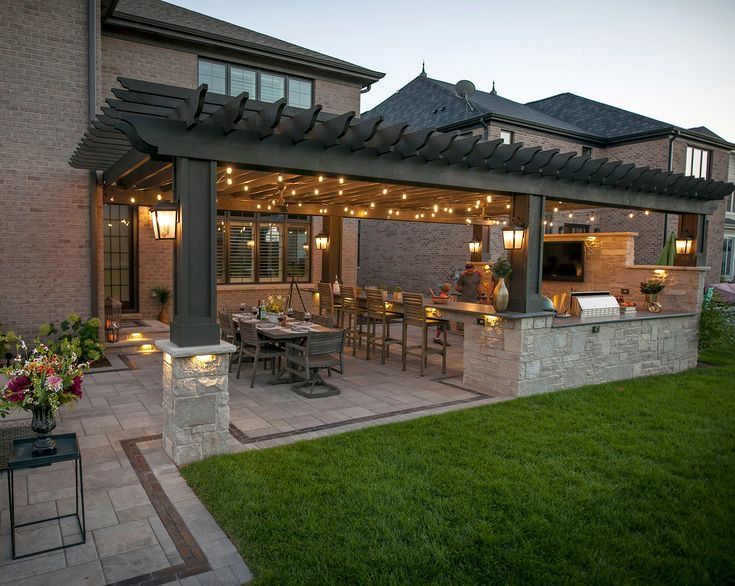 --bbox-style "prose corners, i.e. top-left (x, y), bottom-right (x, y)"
top-left (402, 193), bottom-right (407, 200)
top-left (226, 167), bottom-right (232, 174)
top-left (338, 190), bottom-right (343, 196)
top-left (298, 202), bottom-right (302, 207)
top-left (568, 211), bottom-right (573, 218)
top-left (415, 213), bottom-right (420, 219)
top-left (467, 207), bottom-right (472, 212)
top-left (226, 177), bottom-right (232, 185)
top-left (395, 210), bottom-right (400, 216)
top-left (644, 210), bottom-right (650, 215)
top-left (382, 187), bottom-right (388, 195)
top-left (448, 208), bottom-right (453, 214)
top-left (344, 206), bottom-right (349, 212)
top-left (465, 218), bottom-right (471, 224)
top-left (433, 204), bottom-right (439, 212)
top-left (370, 202), bottom-right (375, 208)
top-left (420, 213), bottom-right (425, 218)
top-left (431, 213), bottom-right (436, 218)
top-left (505, 203), bottom-right (511, 209)
top-left (318, 175), bottom-right (324, 182)
top-left (291, 189), bottom-right (296, 196)
top-left (256, 203), bottom-right (261, 209)
top-left (243, 185), bottom-right (249, 192)
top-left (350, 210), bottom-right (355, 215)
top-left (277, 175), bottom-right (283, 182)
top-left (339, 177), bottom-right (344, 184)
top-left (553, 206), bottom-right (558, 212)
top-left (130, 197), bottom-right (135, 203)
top-left (267, 205), bottom-right (272, 210)
top-left (271, 199), bottom-right (276, 205)
top-left (157, 193), bottom-right (162, 201)
top-left (110, 196), bottom-right (114, 201)
top-left (628, 212), bottom-right (634, 218)
top-left (314, 188), bottom-right (319, 195)
top-left (486, 195), bottom-right (492, 203)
